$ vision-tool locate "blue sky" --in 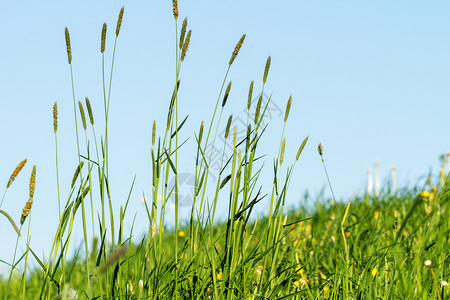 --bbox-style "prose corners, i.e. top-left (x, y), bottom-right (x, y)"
top-left (1, 1), bottom-right (449, 272)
